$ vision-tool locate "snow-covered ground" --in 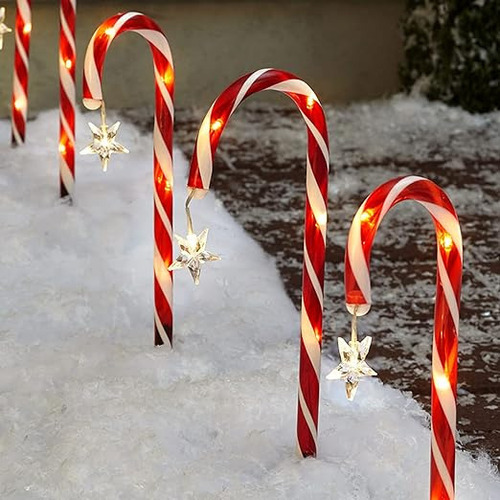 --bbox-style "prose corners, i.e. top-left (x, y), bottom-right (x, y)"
top-left (1, 110), bottom-right (498, 498)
